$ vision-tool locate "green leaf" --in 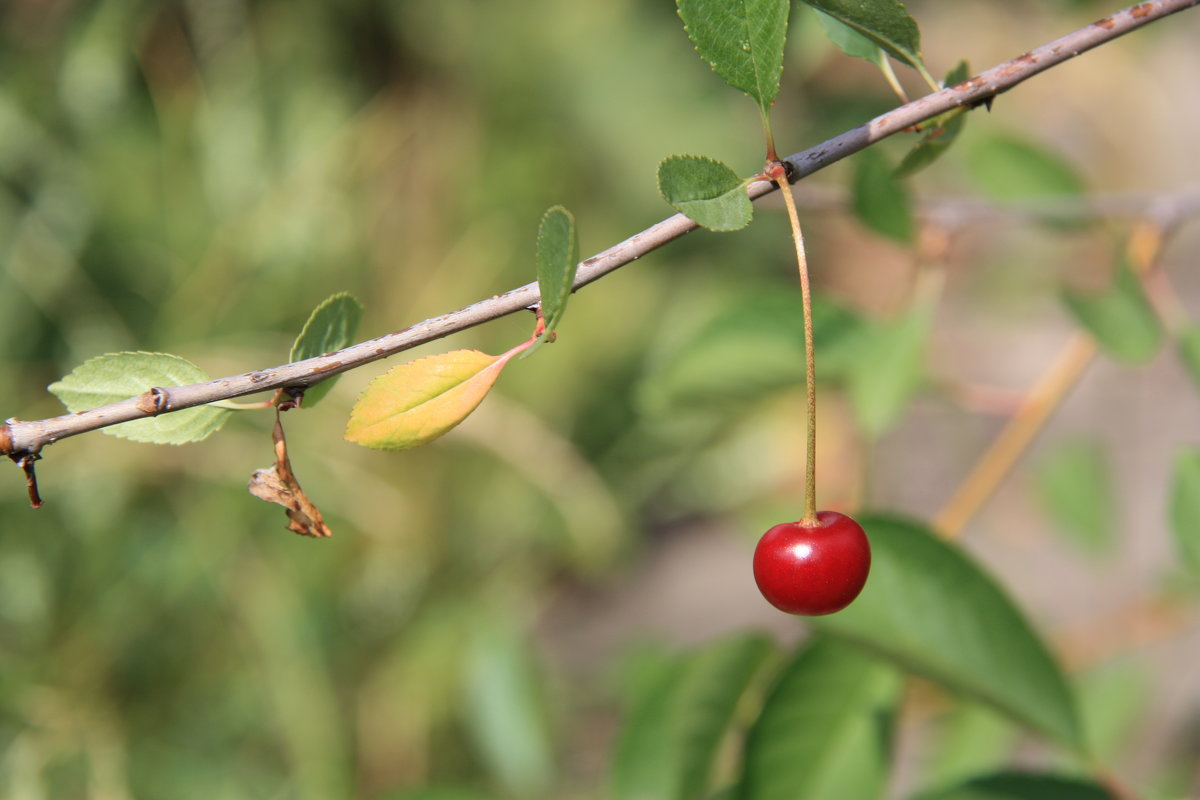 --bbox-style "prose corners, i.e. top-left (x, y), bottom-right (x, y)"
top-left (344, 349), bottom-right (513, 450)
top-left (289, 292), bottom-right (365, 407)
top-left (966, 134), bottom-right (1085, 201)
top-left (533, 205), bottom-right (579, 349)
top-left (846, 302), bottom-right (932, 438)
top-left (1175, 323), bottom-right (1200, 391)
top-left (739, 637), bottom-right (901, 800)
top-left (1168, 448), bottom-right (1200, 573)
top-left (379, 790), bottom-right (499, 800)
top-left (814, 10), bottom-right (884, 65)
top-left (676, 0), bottom-right (789, 114)
top-left (813, 515), bottom-right (1085, 752)
top-left (640, 290), bottom-right (865, 415)
top-left (1072, 659), bottom-right (1150, 762)
top-left (48, 352), bottom-right (231, 445)
top-left (918, 704), bottom-right (1019, 793)
top-left (463, 621), bottom-right (554, 798)
top-left (852, 147), bottom-right (914, 243)
top-left (1062, 261), bottom-right (1162, 364)
top-left (612, 632), bottom-right (774, 800)
top-left (801, 0), bottom-right (926, 72)
top-left (1035, 439), bottom-right (1117, 555)
top-left (658, 155), bottom-right (753, 232)
top-left (895, 61), bottom-right (970, 178)
top-left (909, 771), bottom-right (1117, 800)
